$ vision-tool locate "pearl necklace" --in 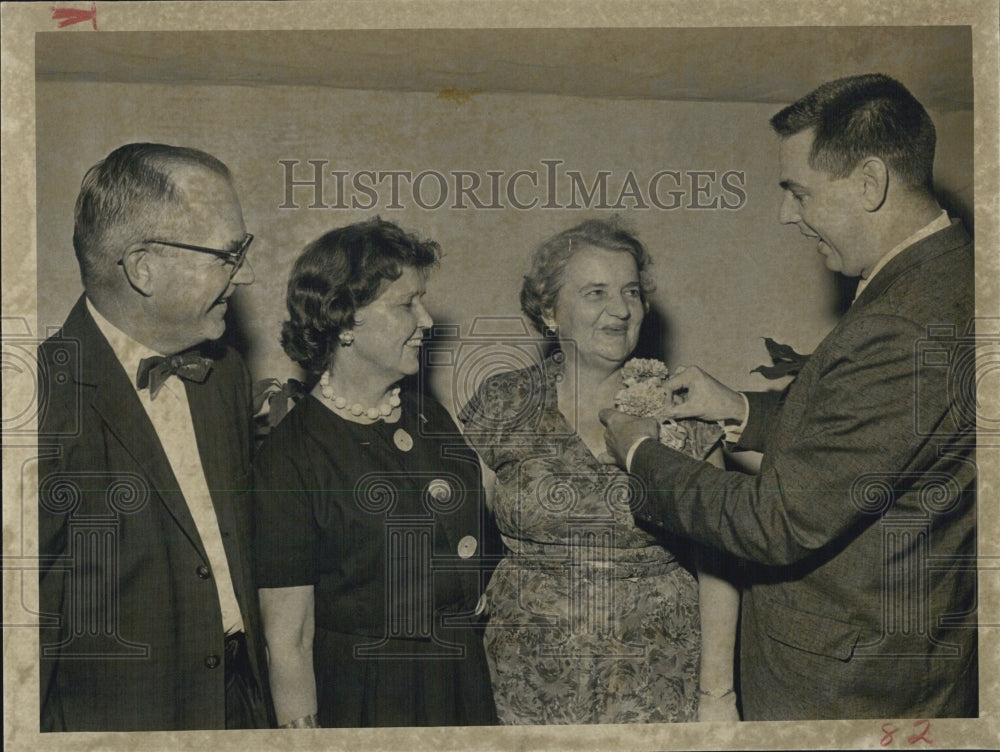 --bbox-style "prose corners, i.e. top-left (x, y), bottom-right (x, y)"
top-left (319, 371), bottom-right (401, 421)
